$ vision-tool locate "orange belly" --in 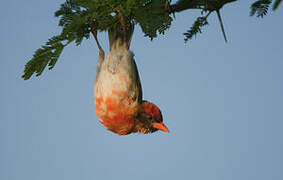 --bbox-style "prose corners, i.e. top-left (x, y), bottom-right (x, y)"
top-left (95, 92), bottom-right (137, 135)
